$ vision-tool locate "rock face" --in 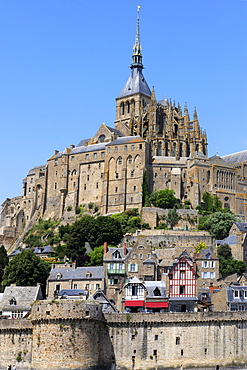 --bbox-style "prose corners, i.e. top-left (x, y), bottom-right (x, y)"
top-left (0, 300), bottom-right (247, 370)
